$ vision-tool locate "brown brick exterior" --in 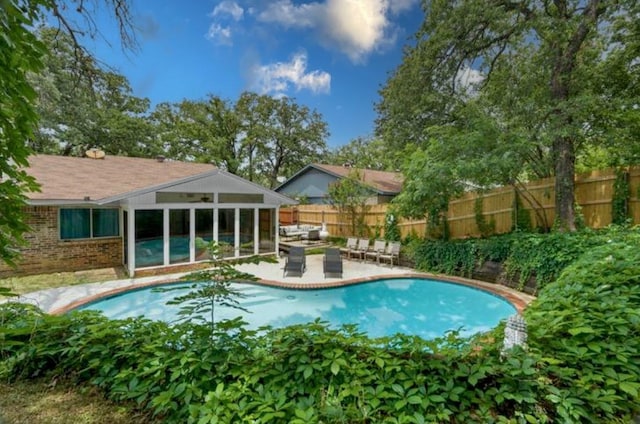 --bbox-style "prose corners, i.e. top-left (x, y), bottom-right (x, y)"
top-left (0, 206), bottom-right (123, 277)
